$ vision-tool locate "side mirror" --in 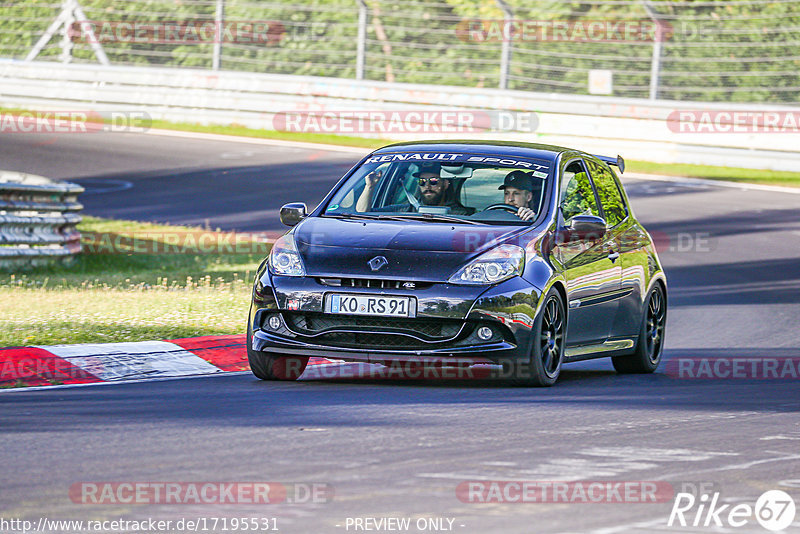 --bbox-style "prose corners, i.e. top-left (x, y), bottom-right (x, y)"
top-left (561, 214), bottom-right (607, 243)
top-left (280, 202), bottom-right (307, 227)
